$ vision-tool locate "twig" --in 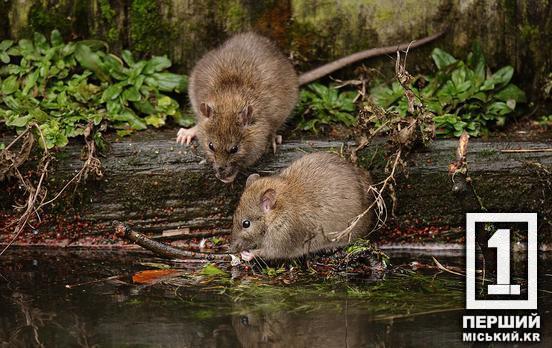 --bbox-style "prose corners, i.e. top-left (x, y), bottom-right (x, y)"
top-left (432, 256), bottom-right (464, 276)
top-left (65, 275), bottom-right (122, 289)
top-left (114, 222), bottom-right (232, 261)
